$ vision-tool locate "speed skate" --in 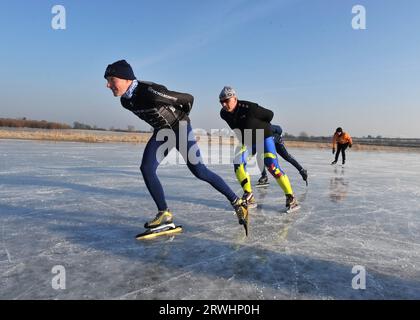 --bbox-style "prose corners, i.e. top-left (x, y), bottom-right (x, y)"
top-left (136, 223), bottom-right (183, 240)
